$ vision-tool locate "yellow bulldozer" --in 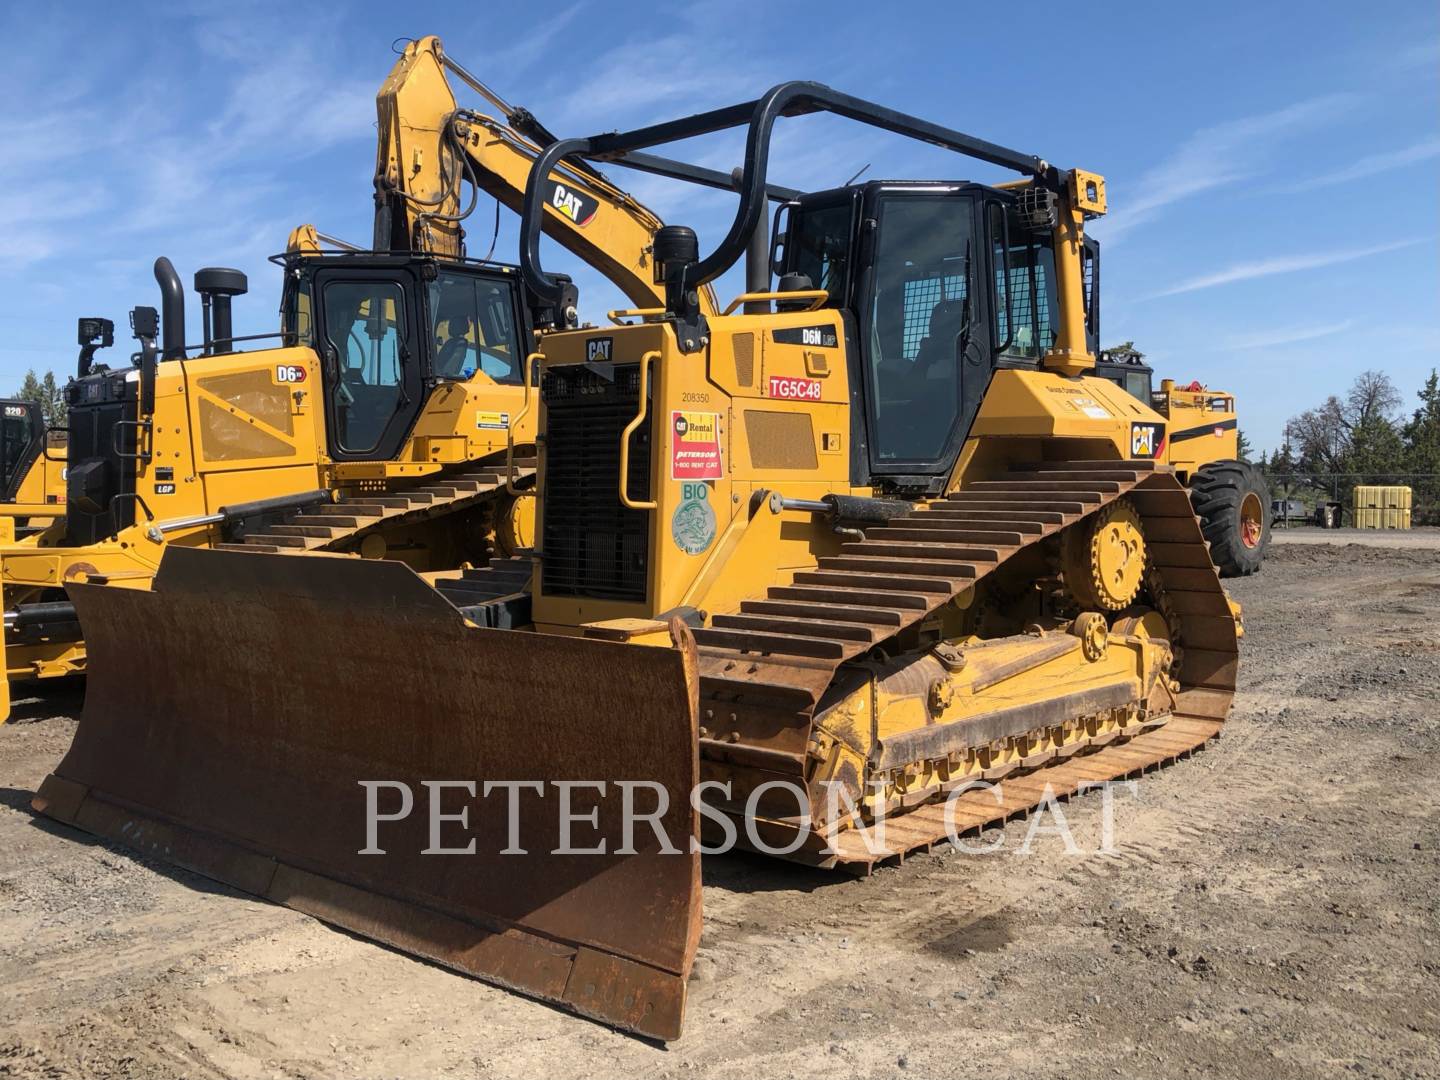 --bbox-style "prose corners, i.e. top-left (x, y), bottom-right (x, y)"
top-left (34, 81), bottom-right (1239, 1041)
top-left (0, 35), bottom-right (763, 709)
top-left (1094, 343), bottom-right (1268, 575)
